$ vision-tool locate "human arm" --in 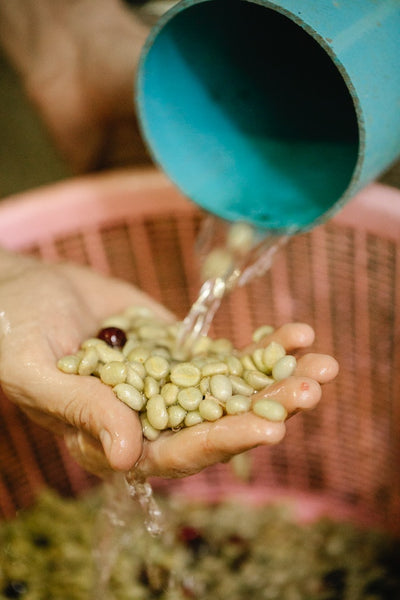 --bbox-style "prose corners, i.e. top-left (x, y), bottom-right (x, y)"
top-left (0, 247), bottom-right (338, 480)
